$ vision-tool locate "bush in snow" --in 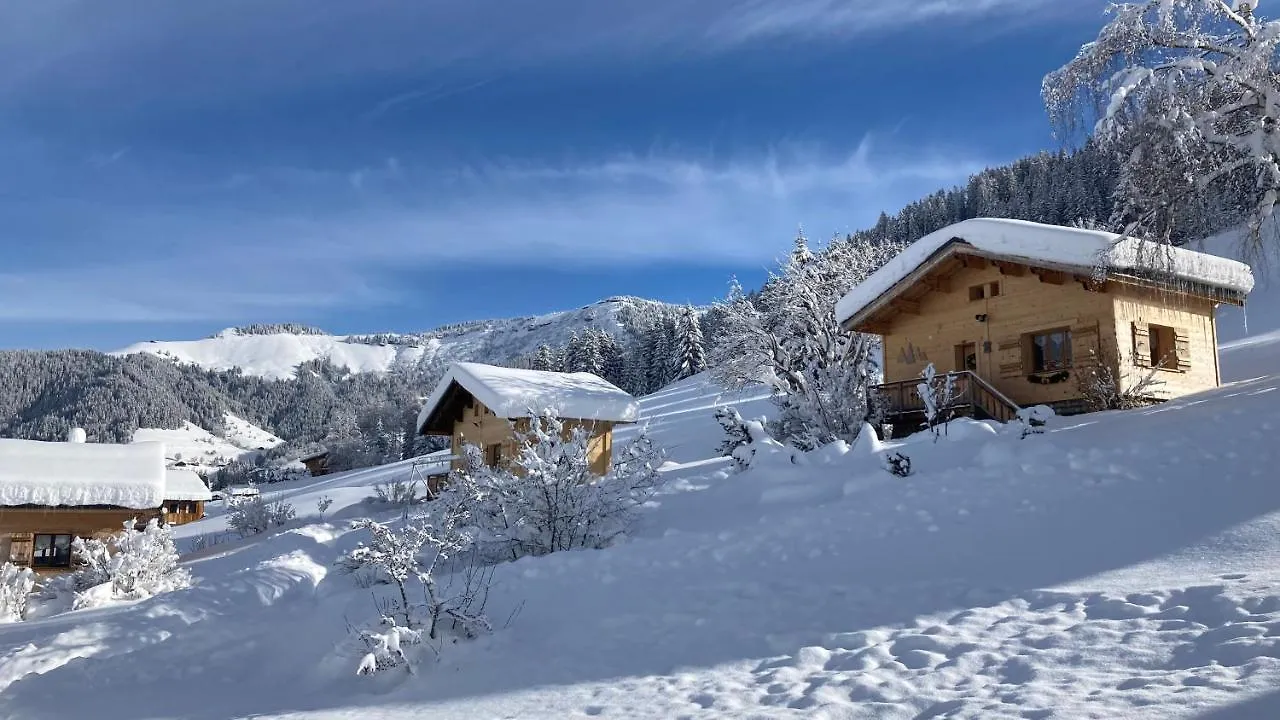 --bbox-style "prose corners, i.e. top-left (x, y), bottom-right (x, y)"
top-left (339, 484), bottom-right (494, 674)
top-left (714, 406), bottom-right (753, 469)
top-left (916, 363), bottom-right (957, 442)
top-left (227, 494), bottom-right (296, 538)
top-left (709, 231), bottom-right (903, 450)
top-left (70, 518), bottom-right (191, 608)
top-left (454, 410), bottom-right (665, 562)
top-left (1076, 349), bottom-right (1166, 412)
top-left (371, 479), bottom-right (422, 508)
top-left (1016, 405), bottom-right (1056, 440)
top-left (0, 562), bottom-right (36, 622)
top-left (354, 616), bottom-right (423, 676)
top-left (884, 452), bottom-right (912, 478)
top-left (316, 495), bottom-right (334, 521)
